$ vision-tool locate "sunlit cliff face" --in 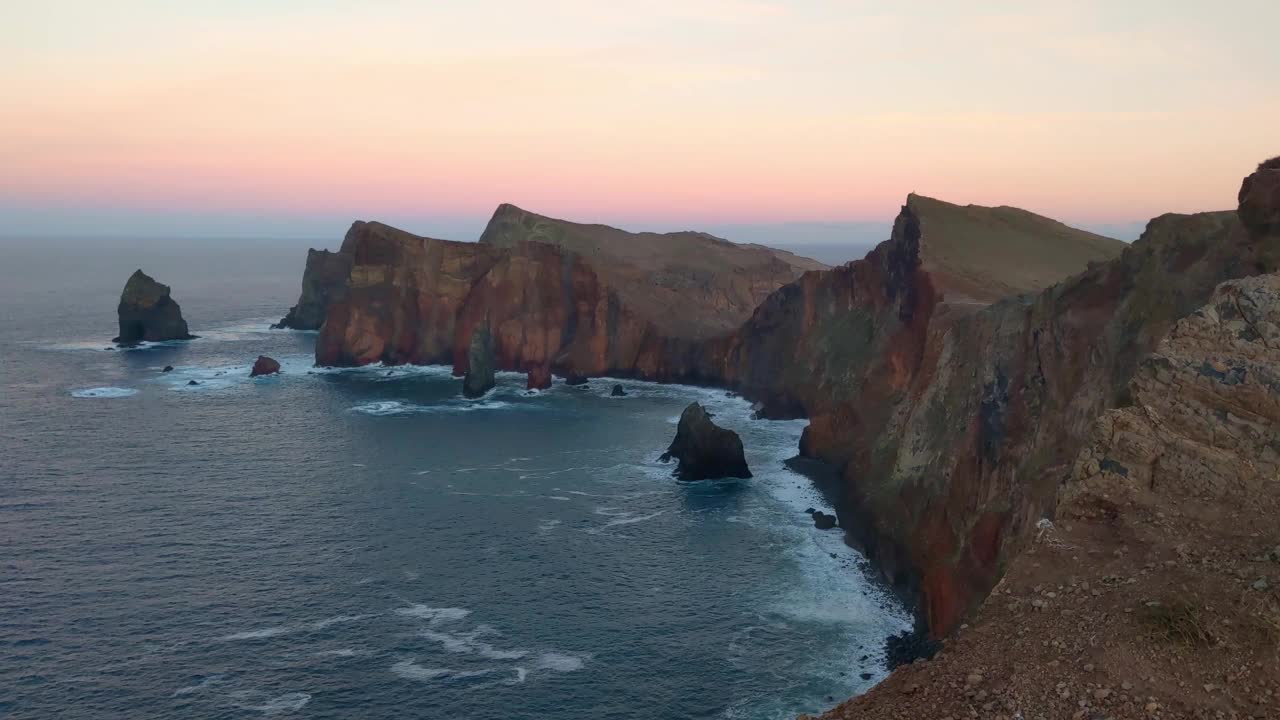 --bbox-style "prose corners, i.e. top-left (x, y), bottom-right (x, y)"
top-left (3, 1), bottom-right (1278, 234)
